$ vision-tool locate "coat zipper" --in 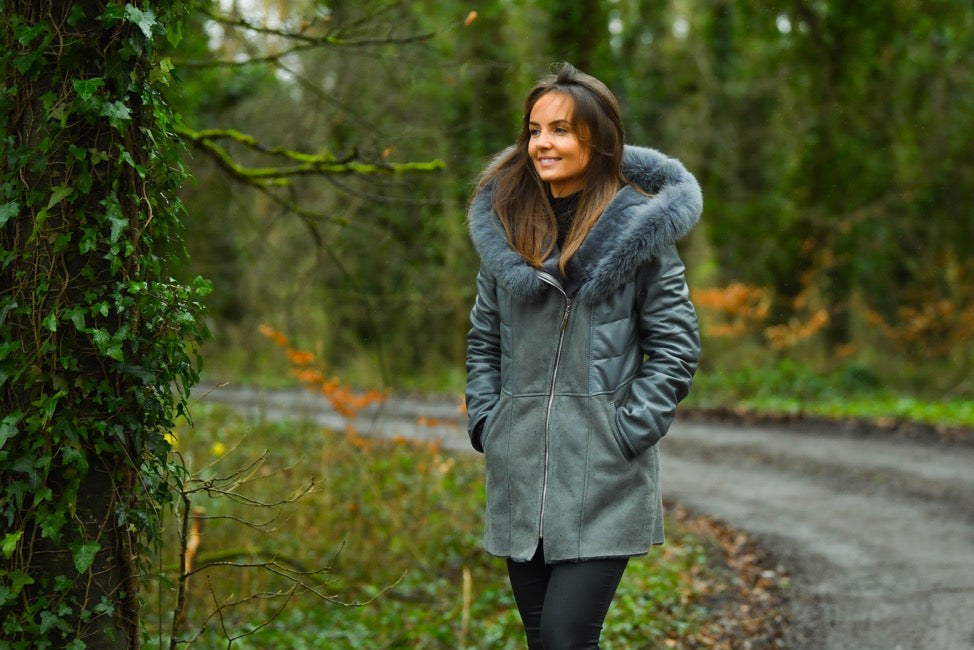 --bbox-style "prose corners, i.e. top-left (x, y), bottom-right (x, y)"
top-left (538, 271), bottom-right (571, 540)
